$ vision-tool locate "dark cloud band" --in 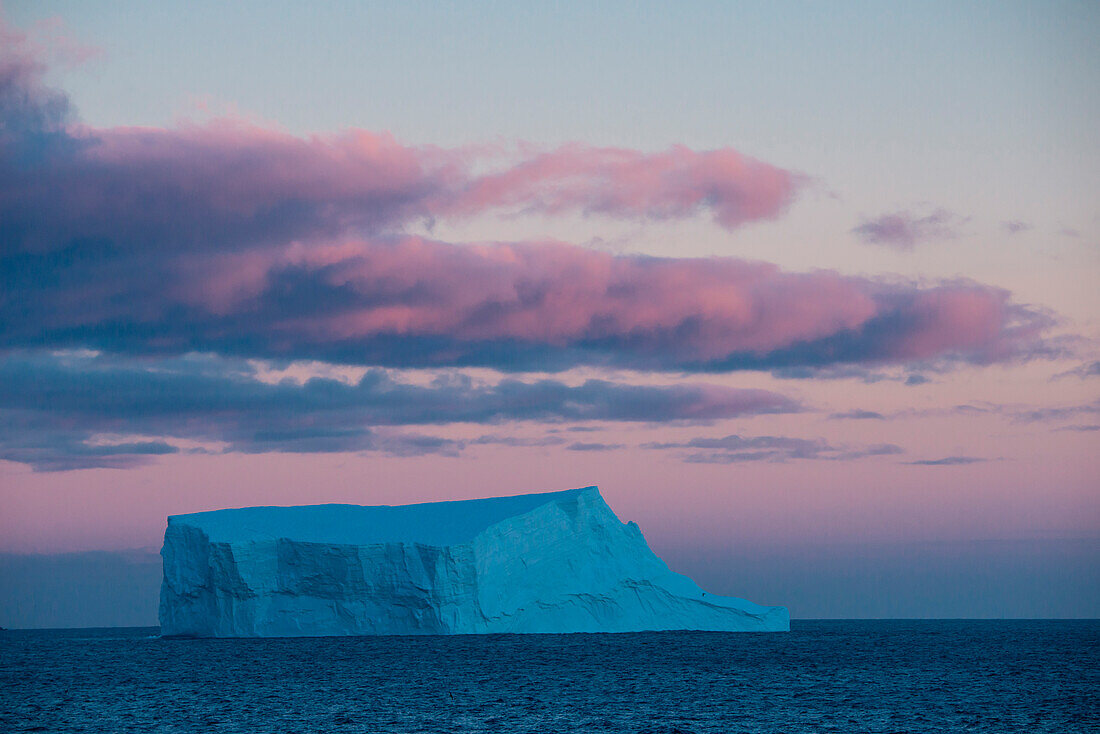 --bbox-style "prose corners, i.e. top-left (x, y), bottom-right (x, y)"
top-left (0, 351), bottom-right (798, 471)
